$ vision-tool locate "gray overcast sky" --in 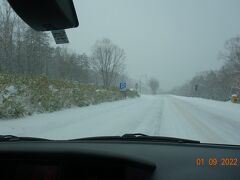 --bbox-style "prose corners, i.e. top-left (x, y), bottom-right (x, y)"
top-left (66, 0), bottom-right (240, 90)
